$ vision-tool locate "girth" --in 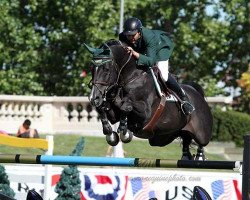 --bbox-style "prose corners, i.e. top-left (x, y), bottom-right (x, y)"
top-left (142, 67), bottom-right (168, 134)
top-left (143, 94), bottom-right (167, 134)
